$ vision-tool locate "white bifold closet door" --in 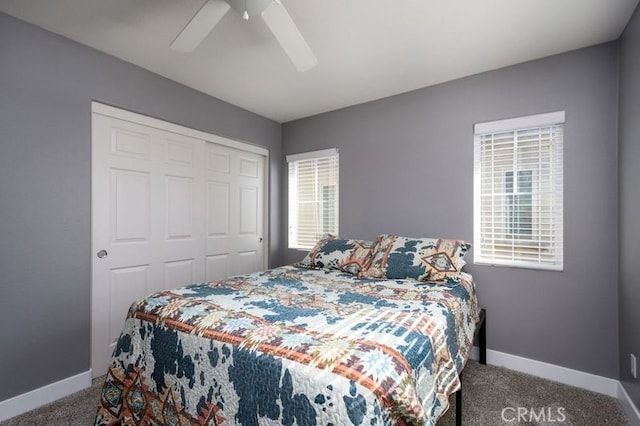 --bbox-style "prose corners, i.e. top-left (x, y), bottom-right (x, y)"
top-left (91, 108), bottom-right (265, 377)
